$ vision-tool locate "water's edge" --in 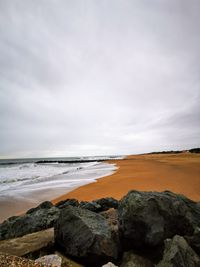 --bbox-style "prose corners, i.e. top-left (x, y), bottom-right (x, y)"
top-left (0, 160), bottom-right (118, 222)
